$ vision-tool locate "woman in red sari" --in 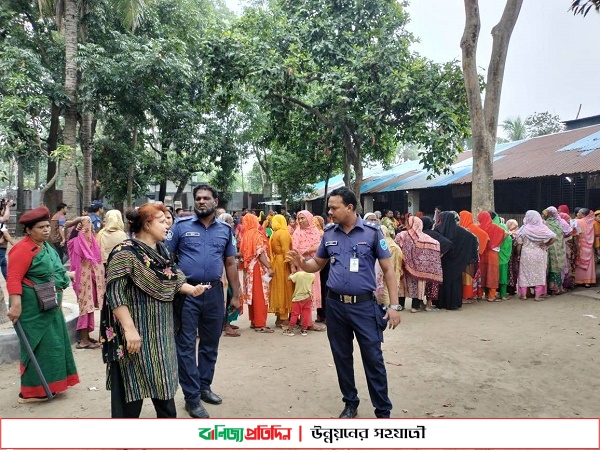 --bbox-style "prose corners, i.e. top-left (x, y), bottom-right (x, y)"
top-left (240, 213), bottom-right (274, 333)
top-left (459, 211), bottom-right (489, 302)
top-left (477, 211), bottom-right (507, 301)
